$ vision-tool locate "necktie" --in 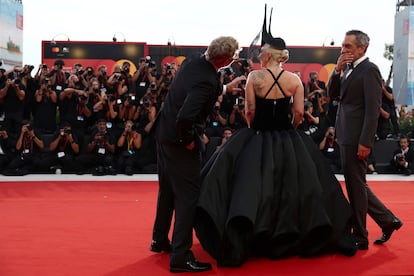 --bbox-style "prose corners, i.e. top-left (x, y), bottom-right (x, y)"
top-left (344, 63), bottom-right (353, 79)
